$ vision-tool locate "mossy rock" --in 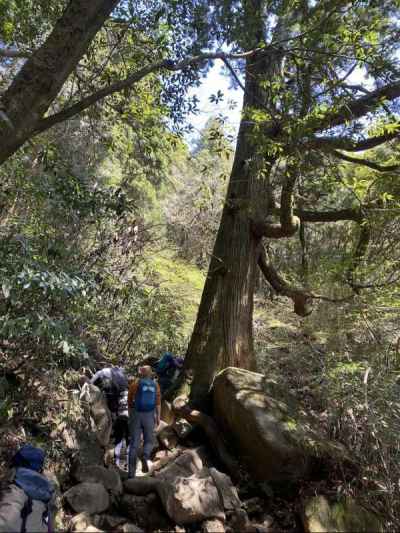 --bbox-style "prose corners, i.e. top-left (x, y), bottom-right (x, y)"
top-left (303, 495), bottom-right (384, 533)
top-left (213, 368), bottom-right (351, 483)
